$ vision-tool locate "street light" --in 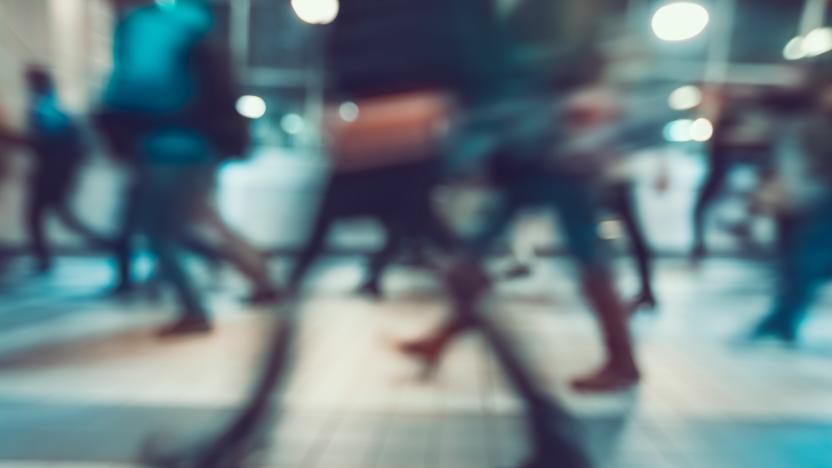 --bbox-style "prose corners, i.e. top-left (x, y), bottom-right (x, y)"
top-left (651, 2), bottom-right (710, 41)
top-left (802, 27), bottom-right (832, 56)
top-left (668, 85), bottom-right (703, 110)
top-left (236, 95), bottom-right (267, 119)
top-left (783, 36), bottom-right (806, 60)
top-left (783, 27), bottom-right (832, 61)
top-left (662, 117), bottom-right (713, 142)
top-left (690, 117), bottom-right (713, 142)
top-left (291, 0), bottom-right (339, 25)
